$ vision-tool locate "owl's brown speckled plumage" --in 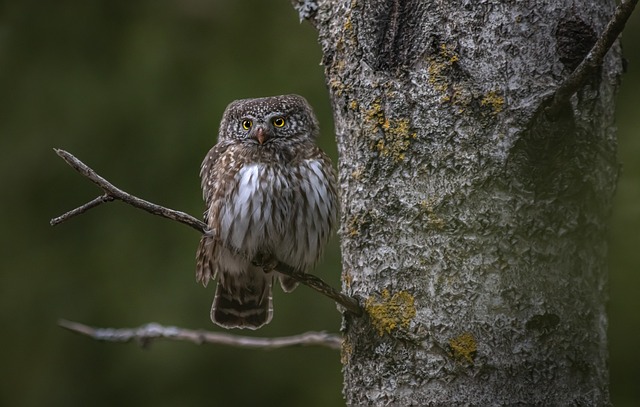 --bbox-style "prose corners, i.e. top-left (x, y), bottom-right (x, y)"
top-left (196, 94), bottom-right (338, 329)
